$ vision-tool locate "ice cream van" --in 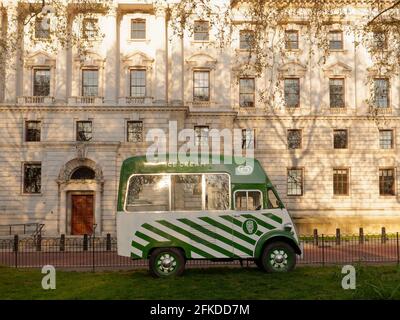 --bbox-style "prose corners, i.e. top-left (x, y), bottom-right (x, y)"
top-left (117, 154), bottom-right (301, 277)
